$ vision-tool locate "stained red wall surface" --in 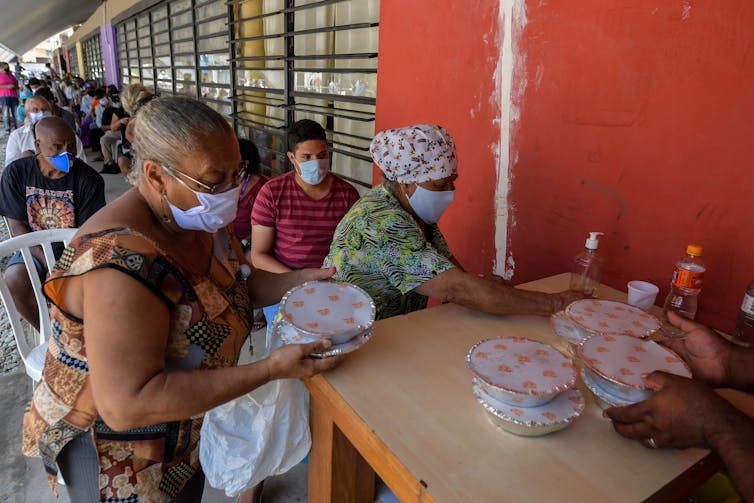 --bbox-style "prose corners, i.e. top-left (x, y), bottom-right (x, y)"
top-left (509, 1), bottom-right (754, 331)
top-left (374, 0), bottom-right (502, 274)
top-left (376, 0), bottom-right (754, 332)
